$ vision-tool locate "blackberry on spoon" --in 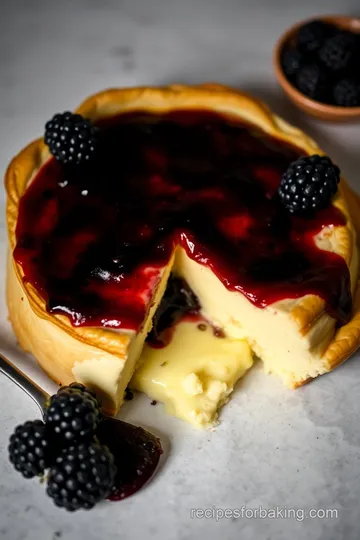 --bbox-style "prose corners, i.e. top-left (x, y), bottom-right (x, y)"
top-left (47, 441), bottom-right (117, 511)
top-left (8, 420), bottom-right (53, 478)
top-left (44, 383), bottom-right (102, 444)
